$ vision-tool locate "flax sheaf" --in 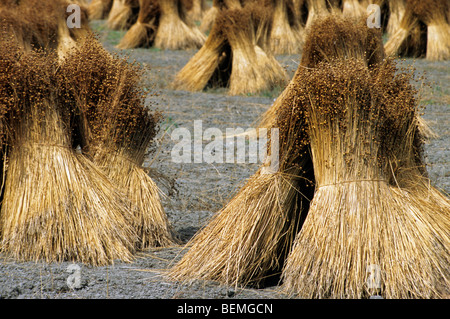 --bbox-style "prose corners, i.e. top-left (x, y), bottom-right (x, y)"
top-left (0, 41), bottom-right (138, 265)
top-left (282, 58), bottom-right (449, 299)
top-left (60, 36), bottom-right (178, 249)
